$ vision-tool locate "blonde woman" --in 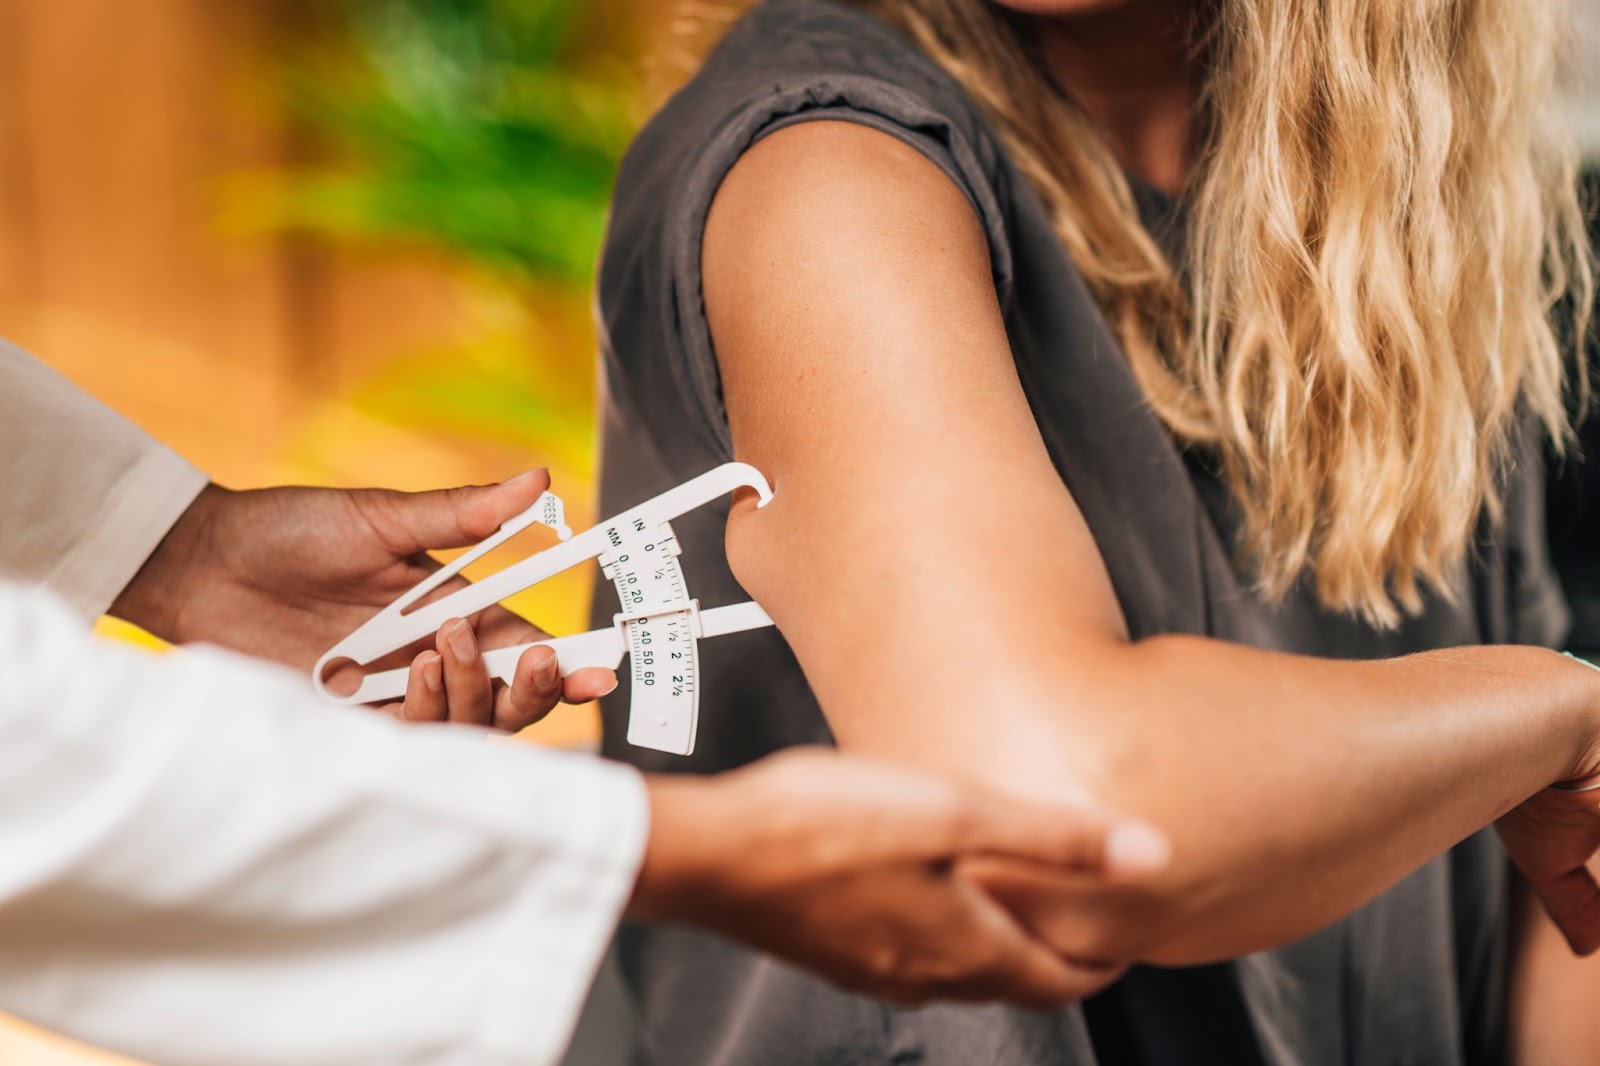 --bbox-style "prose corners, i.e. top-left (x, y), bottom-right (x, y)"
top-left (591, 0), bottom-right (1599, 1063)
